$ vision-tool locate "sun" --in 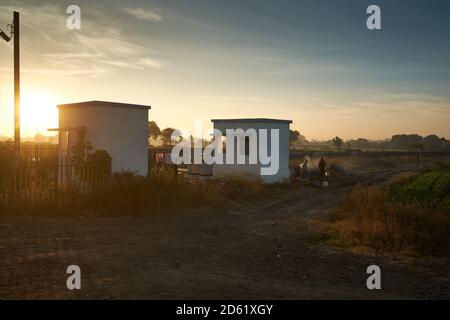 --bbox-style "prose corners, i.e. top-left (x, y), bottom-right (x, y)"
top-left (21, 90), bottom-right (58, 137)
